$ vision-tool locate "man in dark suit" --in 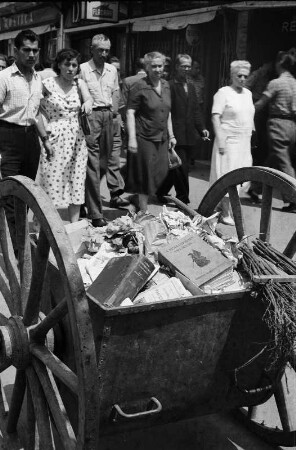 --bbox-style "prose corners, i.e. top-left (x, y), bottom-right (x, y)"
top-left (157, 54), bottom-right (209, 204)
